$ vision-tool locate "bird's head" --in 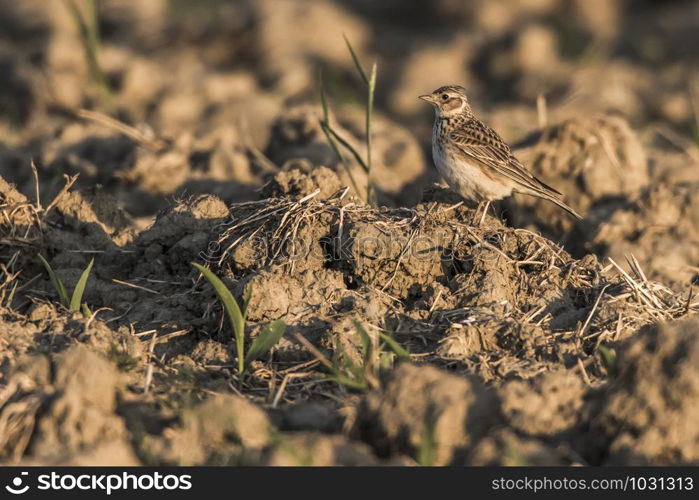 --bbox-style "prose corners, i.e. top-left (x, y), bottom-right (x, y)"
top-left (419, 85), bottom-right (472, 118)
